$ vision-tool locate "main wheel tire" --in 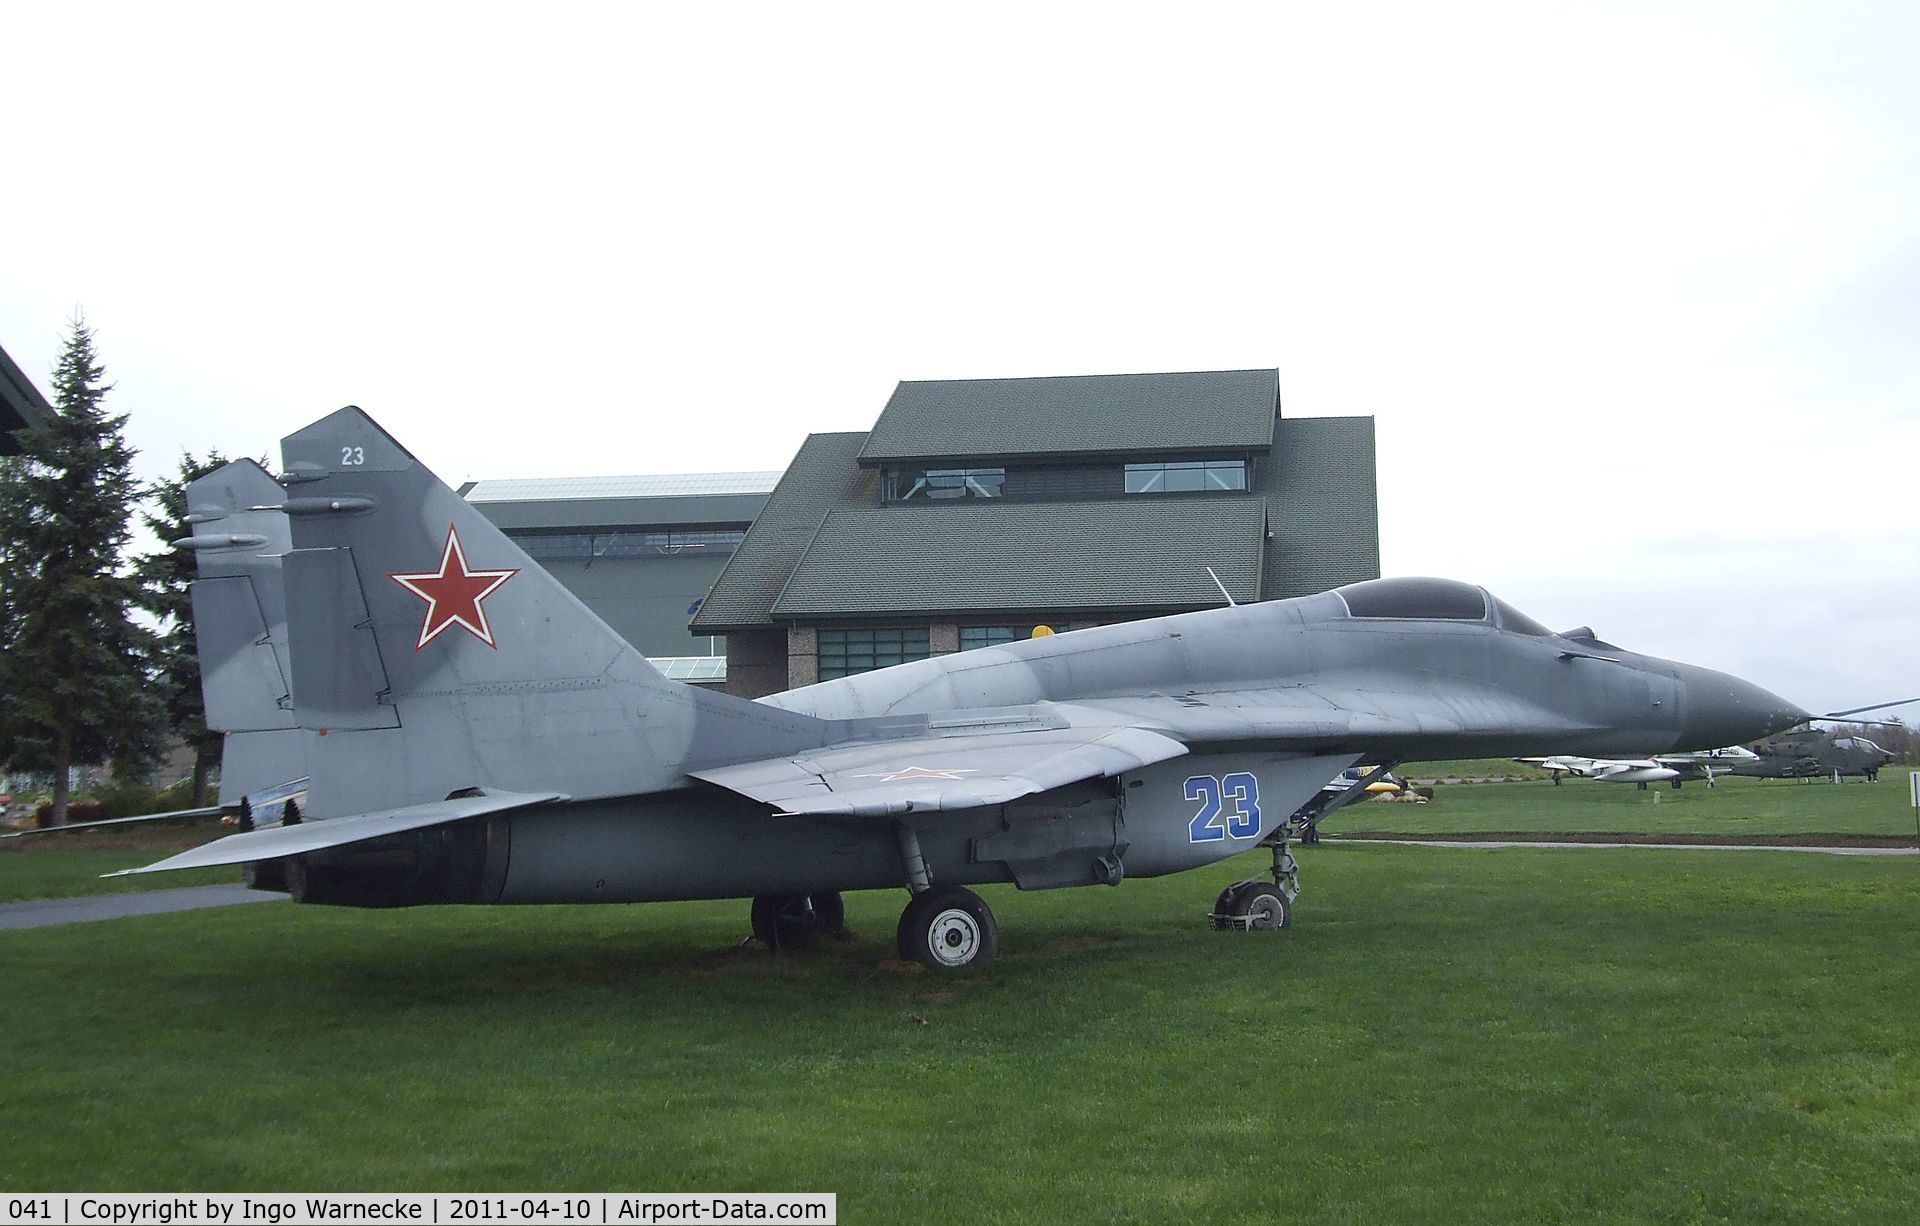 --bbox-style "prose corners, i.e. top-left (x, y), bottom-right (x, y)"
top-left (898, 886), bottom-right (997, 969)
top-left (808, 891), bottom-right (846, 938)
top-left (1227, 882), bottom-right (1291, 930)
top-left (243, 858), bottom-right (289, 893)
top-left (751, 893), bottom-right (822, 952)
